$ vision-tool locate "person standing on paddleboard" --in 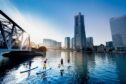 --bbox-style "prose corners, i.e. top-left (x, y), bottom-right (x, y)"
top-left (61, 58), bottom-right (63, 66)
top-left (43, 59), bottom-right (47, 70)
